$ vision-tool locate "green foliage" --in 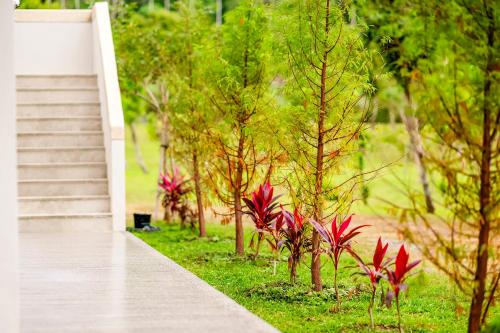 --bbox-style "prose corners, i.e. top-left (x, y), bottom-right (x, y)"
top-left (271, 0), bottom-right (379, 217)
top-left (18, 0), bottom-right (60, 9)
top-left (482, 316), bottom-right (500, 333)
top-left (113, 6), bottom-right (177, 124)
top-left (166, 0), bottom-right (215, 157)
top-left (208, 0), bottom-right (275, 203)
